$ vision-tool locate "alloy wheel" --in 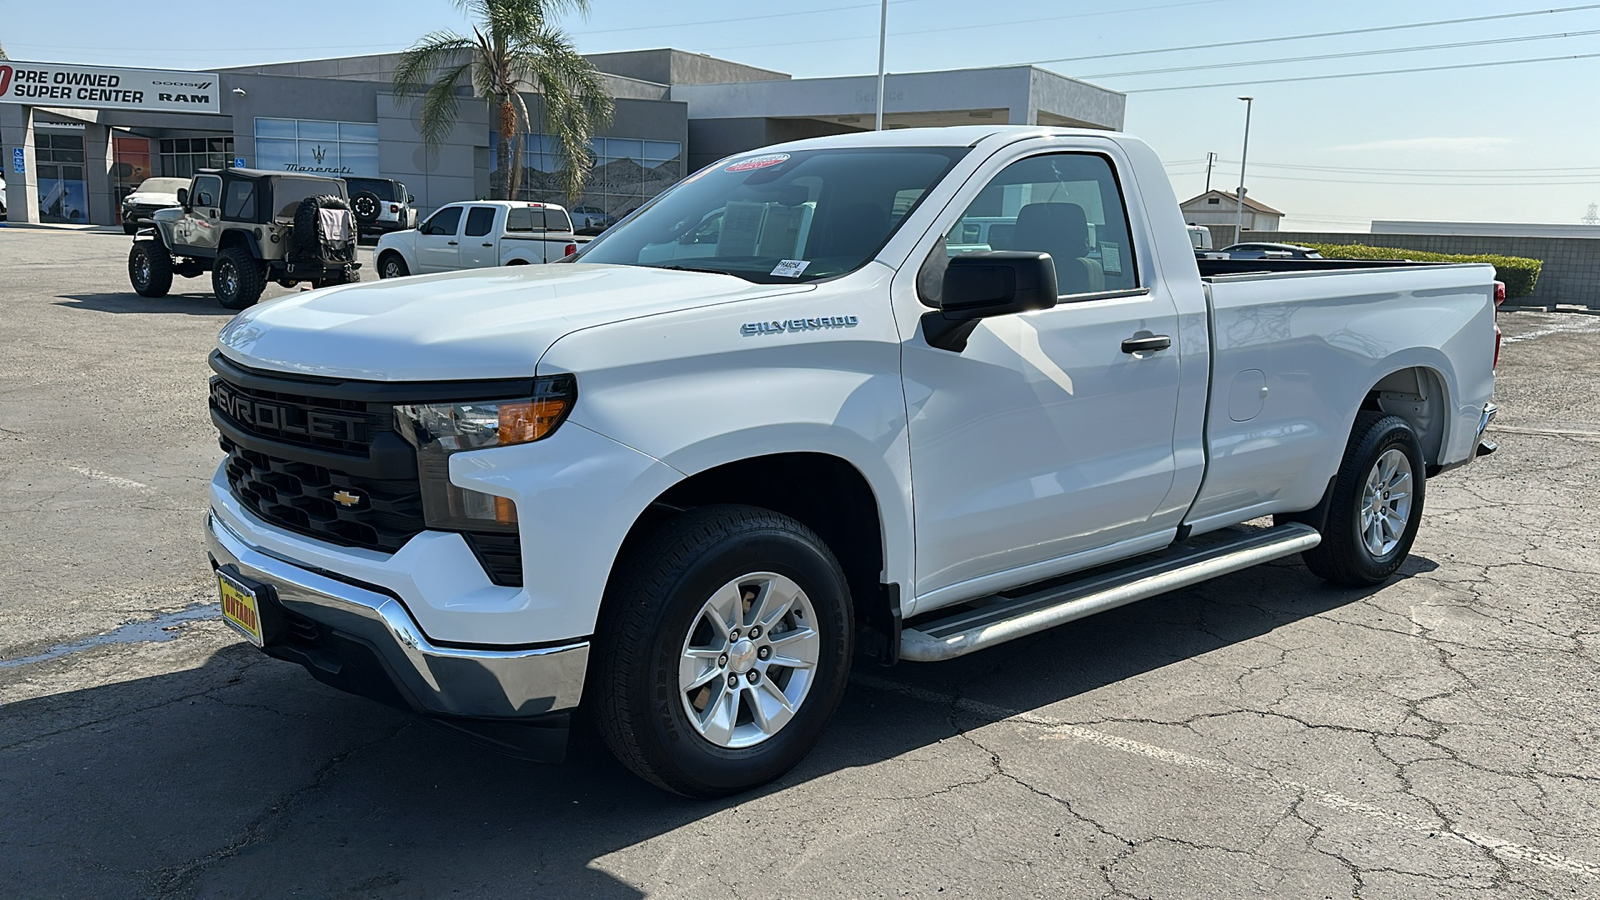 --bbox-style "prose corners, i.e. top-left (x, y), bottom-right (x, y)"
top-left (1360, 448), bottom-right (1414, 557)
top-left (677, 572), bottom-right (821, 749)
